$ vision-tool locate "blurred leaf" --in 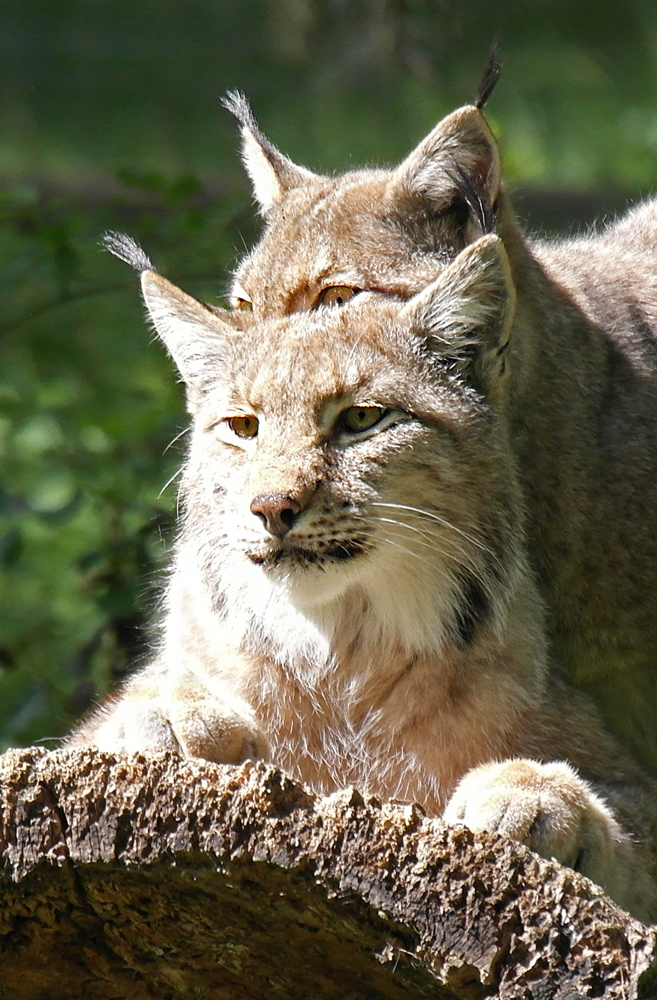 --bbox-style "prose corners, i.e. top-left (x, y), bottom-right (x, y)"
top-left (116, 169), bottom-right (170, 195)
top-left (0, 527), bottom-right (22, 567)
top-left (166, 177), bottom-right (202, 202)
top-left (0, 646), bottom-right (16, 669)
